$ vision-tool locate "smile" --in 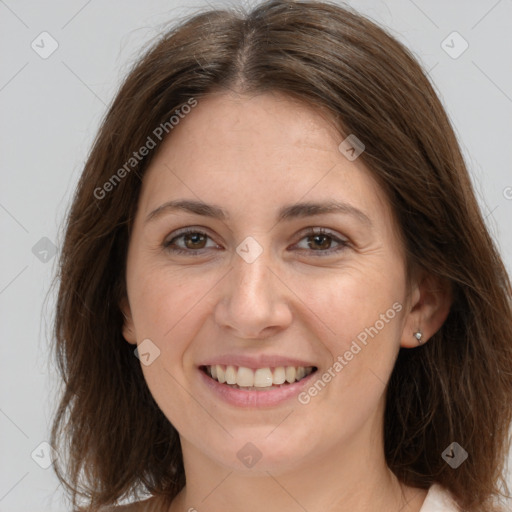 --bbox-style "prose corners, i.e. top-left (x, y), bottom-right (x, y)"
top-left (201, 364), bottom-right (316, 390)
